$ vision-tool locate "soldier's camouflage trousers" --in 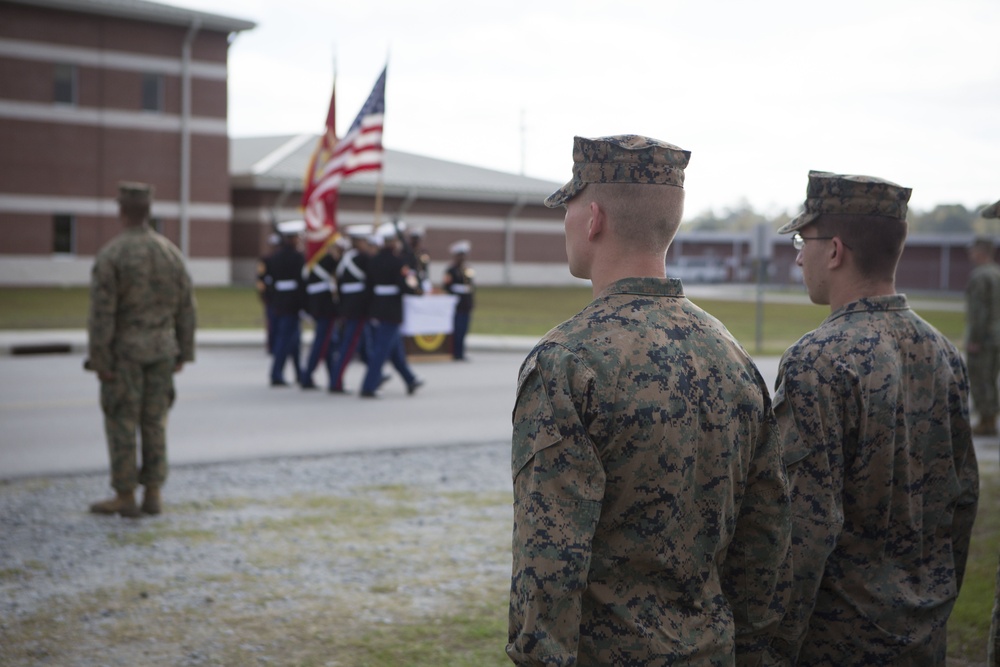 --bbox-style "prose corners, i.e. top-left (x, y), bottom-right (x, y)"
top-left (100, 357), bottom-right (175, 493)
top-left (969, 345), bottom-right (1000, 415)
